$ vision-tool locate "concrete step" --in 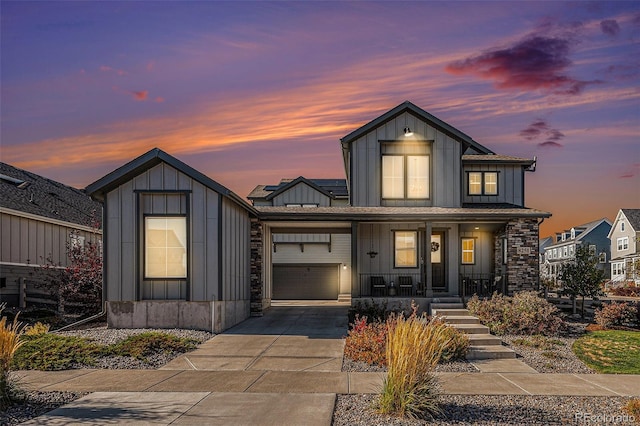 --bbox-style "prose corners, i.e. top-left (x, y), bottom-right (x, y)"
top-left (430, 303), bottom-right (464, 313)
top-left (450, 323), bottom-right (490, 334)
top-left (466, 345), bottom-right (516, 360)
top-left (430, 297), bottom-right (463, 303)
top-left (467, 334), bottom-right (503, 346)
top-left (439, 316), bottom-right (480, 325)
top-left (432, 308), bottom-right (472, 317)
